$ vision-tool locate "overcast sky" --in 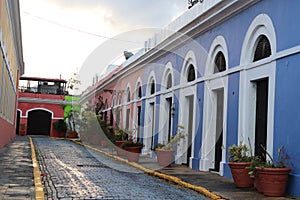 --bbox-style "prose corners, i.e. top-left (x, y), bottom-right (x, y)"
top-left (20, 0), bottom-right (188, 90)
